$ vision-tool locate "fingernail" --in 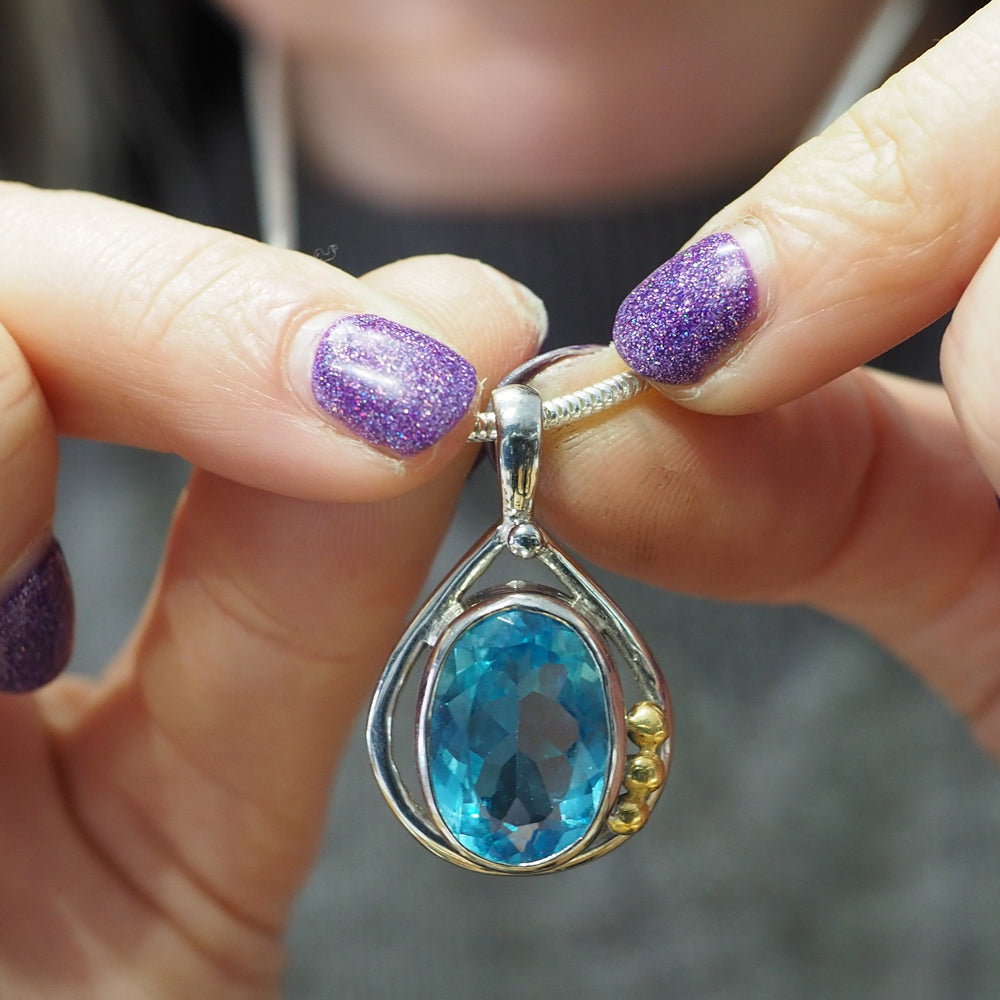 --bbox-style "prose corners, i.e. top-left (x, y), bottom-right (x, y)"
top-left (613, 232), bottom-right (759, 385)
top-left (0, 538), bottom-right (74, 695)
top-left (299, 313), bottom-right (478, 456)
